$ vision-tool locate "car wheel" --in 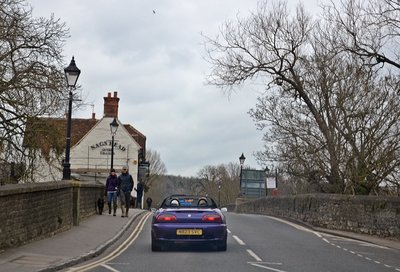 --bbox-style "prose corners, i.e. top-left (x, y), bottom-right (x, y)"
top-left (151, 236), bottom-right (162, 251)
